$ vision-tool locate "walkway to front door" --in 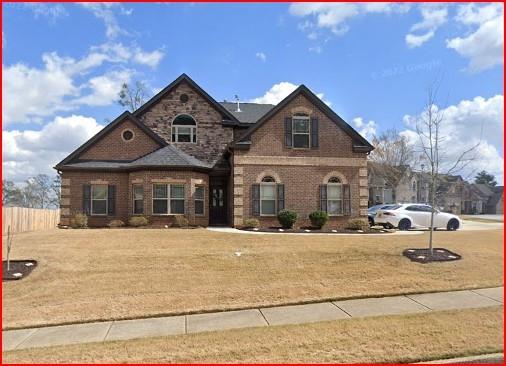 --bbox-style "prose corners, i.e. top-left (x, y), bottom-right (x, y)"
top-left (209, 178), bottom-right (227, 226)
